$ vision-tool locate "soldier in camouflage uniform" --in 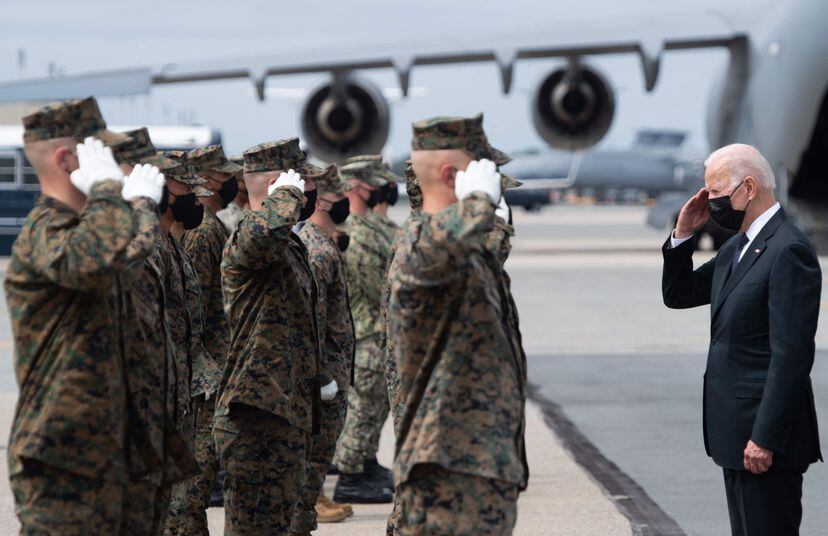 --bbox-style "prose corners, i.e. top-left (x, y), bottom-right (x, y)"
top-left (333, 158), bottom-right (398, 504)
top-left (289, 167), bottom-right (356, 532)
top-left (153, 151), bottom-right (223, 536)
top-left (214, 138), bottom-right (325, 534)
top-left (111, 128), bottom-right (201, 535)
top-left (4, 98), bottom-right (165, 534)
top-left (346, 155), bottom-right (400, 243)
top-left (169, 144), bottom-right (243, 528)
top-left (387, 114), bottom-right (528, 535)
top-left (216, 154), bottom-right (249, 234)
